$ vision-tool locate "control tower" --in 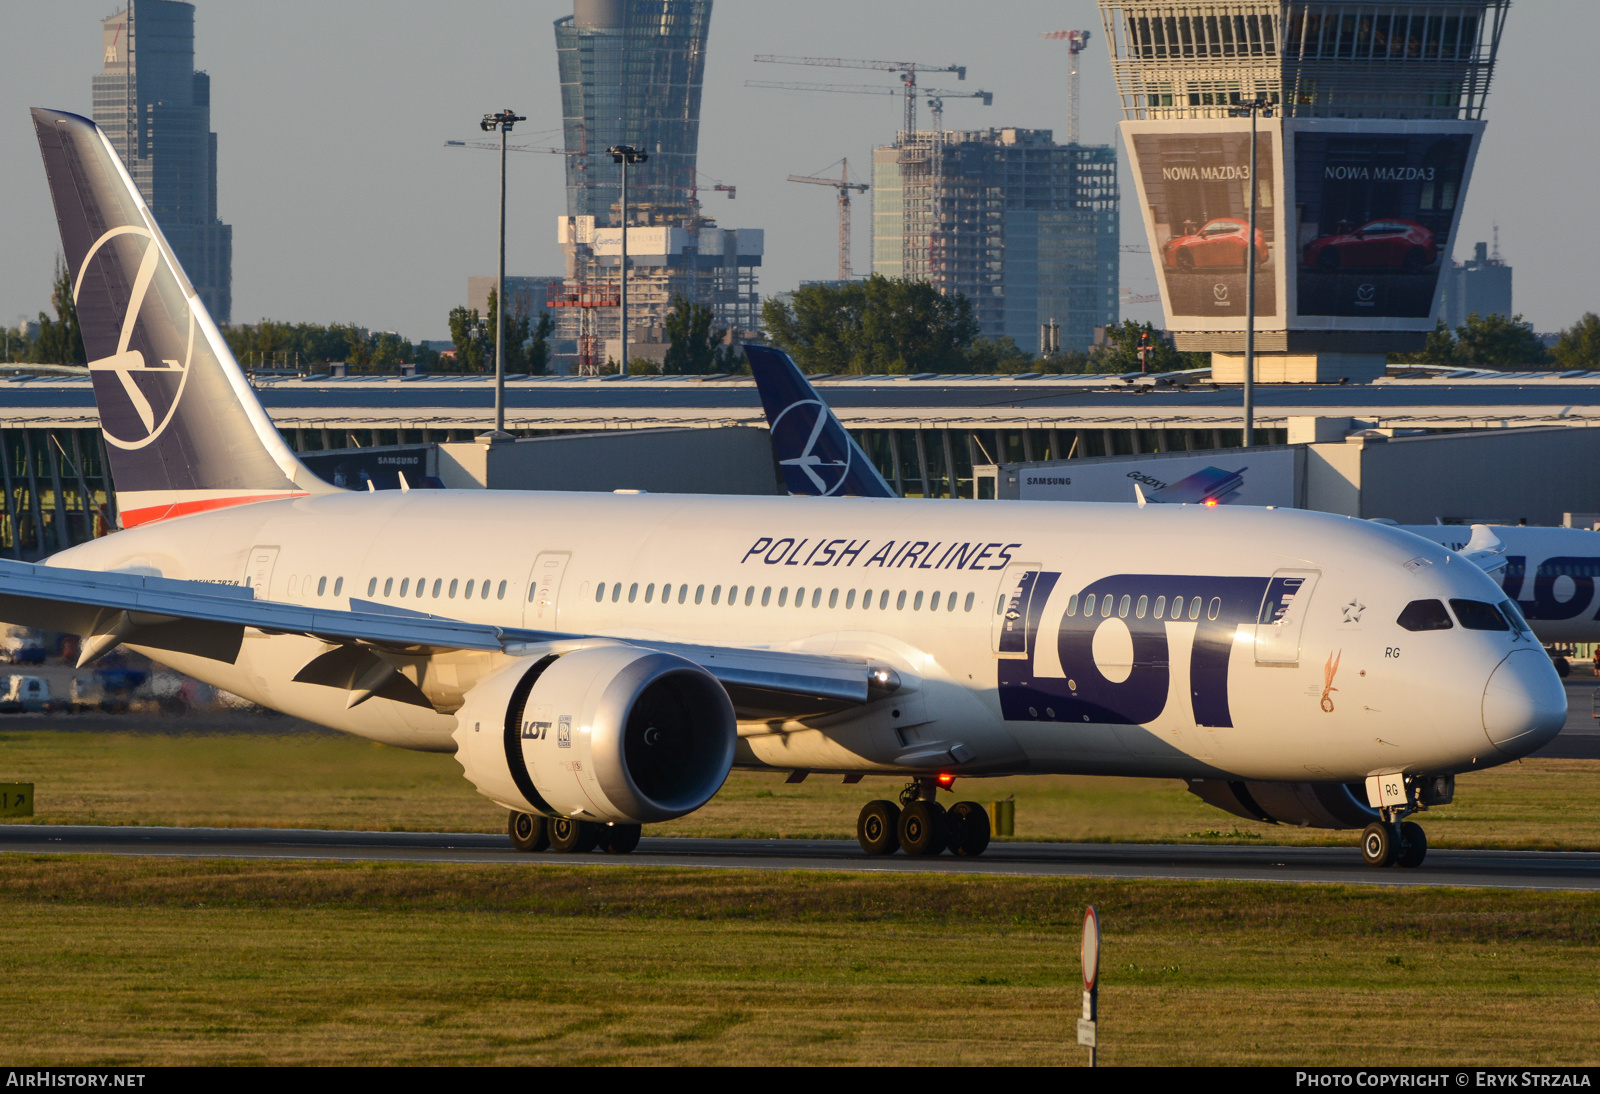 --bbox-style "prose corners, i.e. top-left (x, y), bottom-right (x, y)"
top-left (1098, 1), bottom-right (1507, 382)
